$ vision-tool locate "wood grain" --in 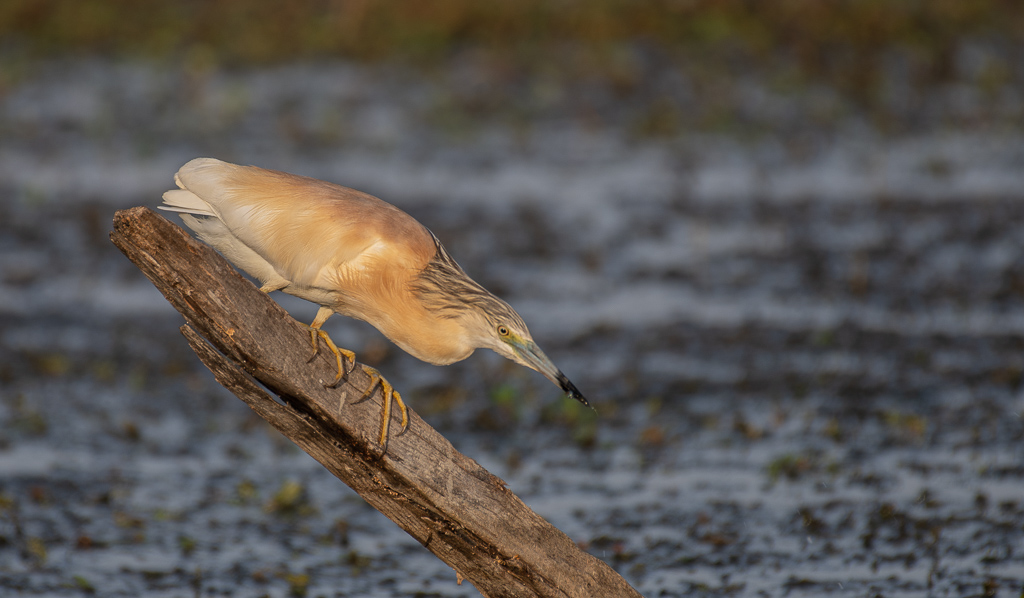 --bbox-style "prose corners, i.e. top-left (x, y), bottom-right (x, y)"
top-left (110, 206), bottom-right (642, 598)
